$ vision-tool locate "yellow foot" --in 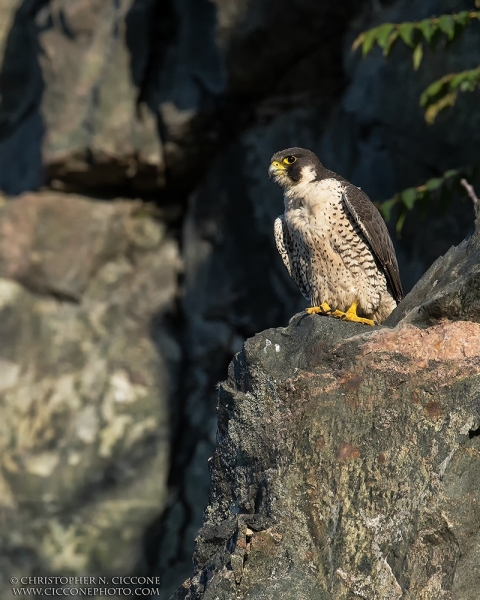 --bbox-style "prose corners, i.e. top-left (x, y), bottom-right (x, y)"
top-left (306, 302), bottom-right (333, 315)
top-left (330, 301), bottom-right (376, 326)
